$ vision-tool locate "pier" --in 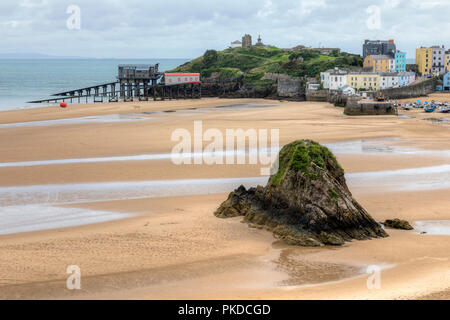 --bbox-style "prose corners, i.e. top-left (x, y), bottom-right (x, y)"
top-left (28, 64), bottom-right (201, 104)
